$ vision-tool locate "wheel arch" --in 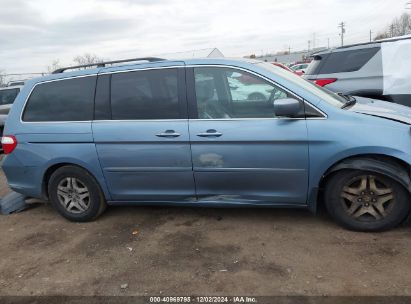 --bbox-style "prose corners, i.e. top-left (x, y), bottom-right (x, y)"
top-left (42, 162), bottom-right (111, 201)
top-left (310, 154), bottom-right (411, 212)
